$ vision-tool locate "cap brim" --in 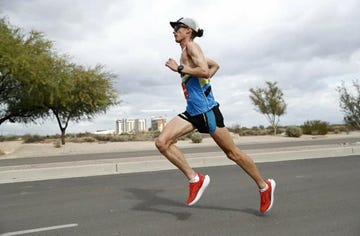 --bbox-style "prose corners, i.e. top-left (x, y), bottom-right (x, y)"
top-left (170, 21), bottom-right (179, 28)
